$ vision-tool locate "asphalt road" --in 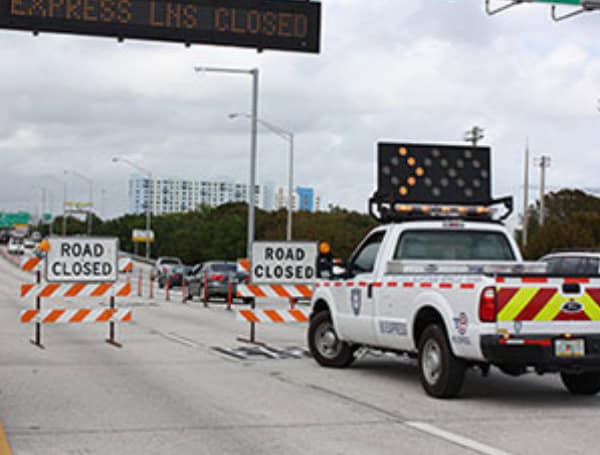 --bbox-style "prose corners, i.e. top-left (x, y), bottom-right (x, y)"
top-left (1, 254), bottom-right (598, 455)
